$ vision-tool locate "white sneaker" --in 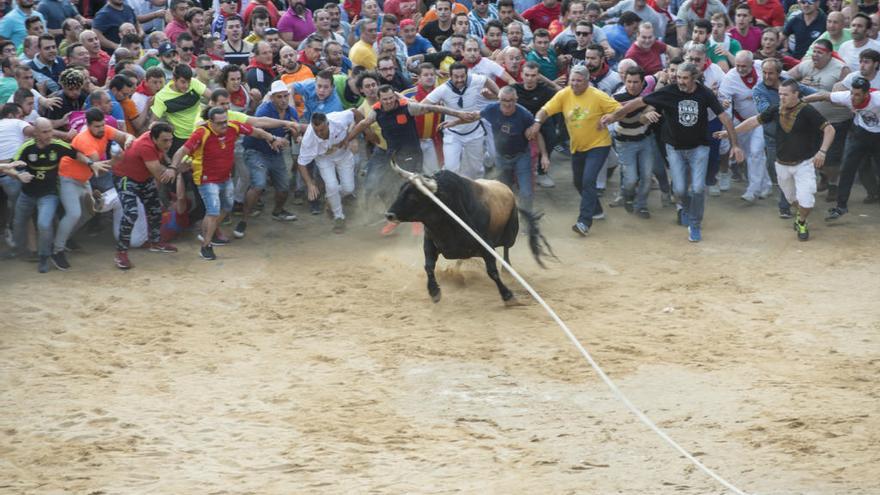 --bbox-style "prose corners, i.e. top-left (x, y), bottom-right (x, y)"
top-left (536, 174), bottom-right (555, 188)
top-left (718, 172), bottom-right (731, 191)
top-left (758, 187), bottom-right (773, 199)
top-left (740, 192), bottom-right (757, 204)
top-left (708, 184), bottom-right (721, 197)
